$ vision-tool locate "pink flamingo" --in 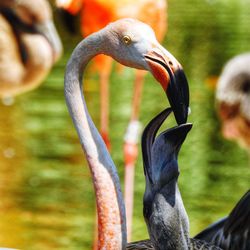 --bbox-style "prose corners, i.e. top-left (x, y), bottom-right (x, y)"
top-left (64, 18), bottom-right (188, 249)
top-left (57, 0), bottom-right (168, 238)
